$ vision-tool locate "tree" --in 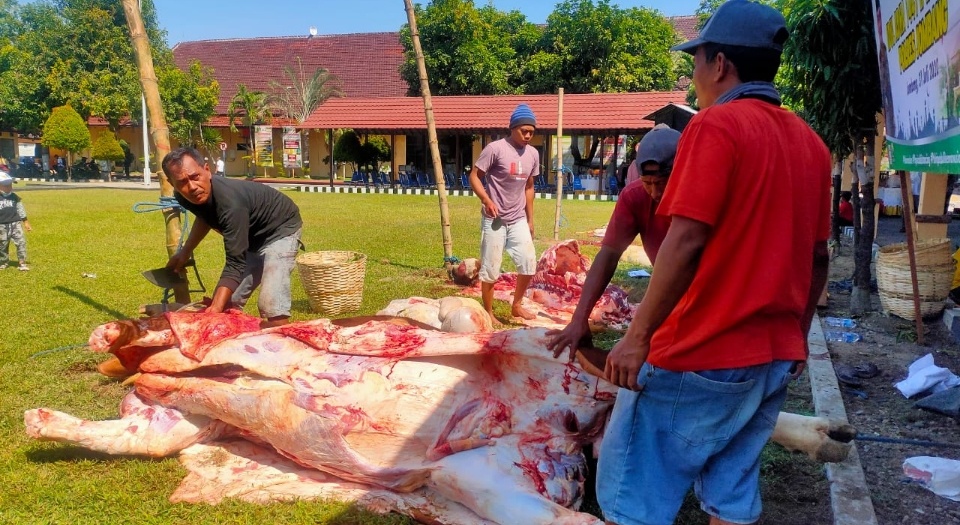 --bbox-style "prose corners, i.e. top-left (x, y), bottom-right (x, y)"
top-left (91, 131), bottom-right (124, 162)
top-left (159, 60), bottom-right (220, 150)
top-left (399, 0), bottom-right (529, 95)
top-left (91, 131), bottom-right (124, 180)
top-left (780, 0), bottom-right (883, 314)
top-left (227, 84), bottom-right (272, 176)
top-left (269, 57), bottom-right (344, 177)
top-left (0, 0), bottom-right (171, 133)
top-left (332, 130), bottom-right (363, 174)
top-left (41, 105), bottom-right (90, 181)
top-left (535, 0), bottom-right (678, 94)
top-left (268, 57), bottom-right (343, 123)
